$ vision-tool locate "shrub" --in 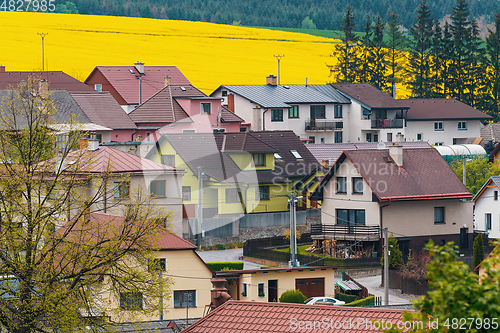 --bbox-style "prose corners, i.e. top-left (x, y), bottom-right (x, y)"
top-left (279, 289), bottom-right (307, 304)
top-left (344, 296), bottom-right (375, 307)
top-left (335, 292), bottom-right (357, 303)
top-left (216, 243), bottom-right (225, 250)
top-left (473, 234), bottom-right (485, 271)
top-left (205, 262), bottom-right (244, 271)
